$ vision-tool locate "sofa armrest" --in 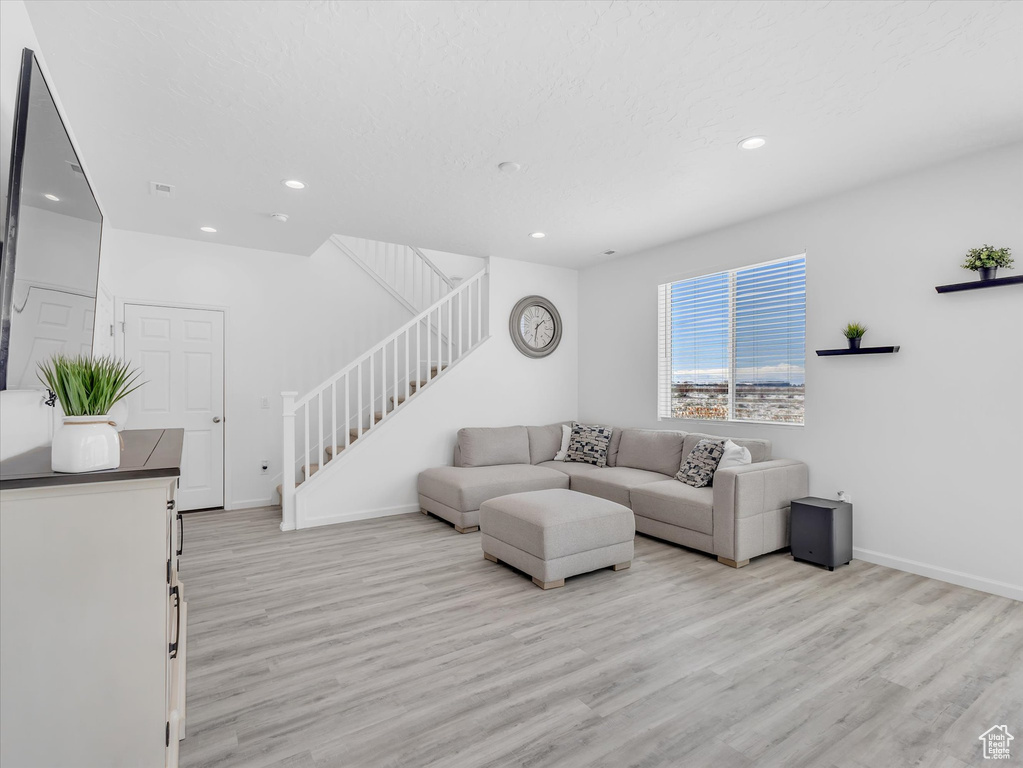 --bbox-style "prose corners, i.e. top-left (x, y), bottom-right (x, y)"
top-left (712, 459), bottom-right (809, 561)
